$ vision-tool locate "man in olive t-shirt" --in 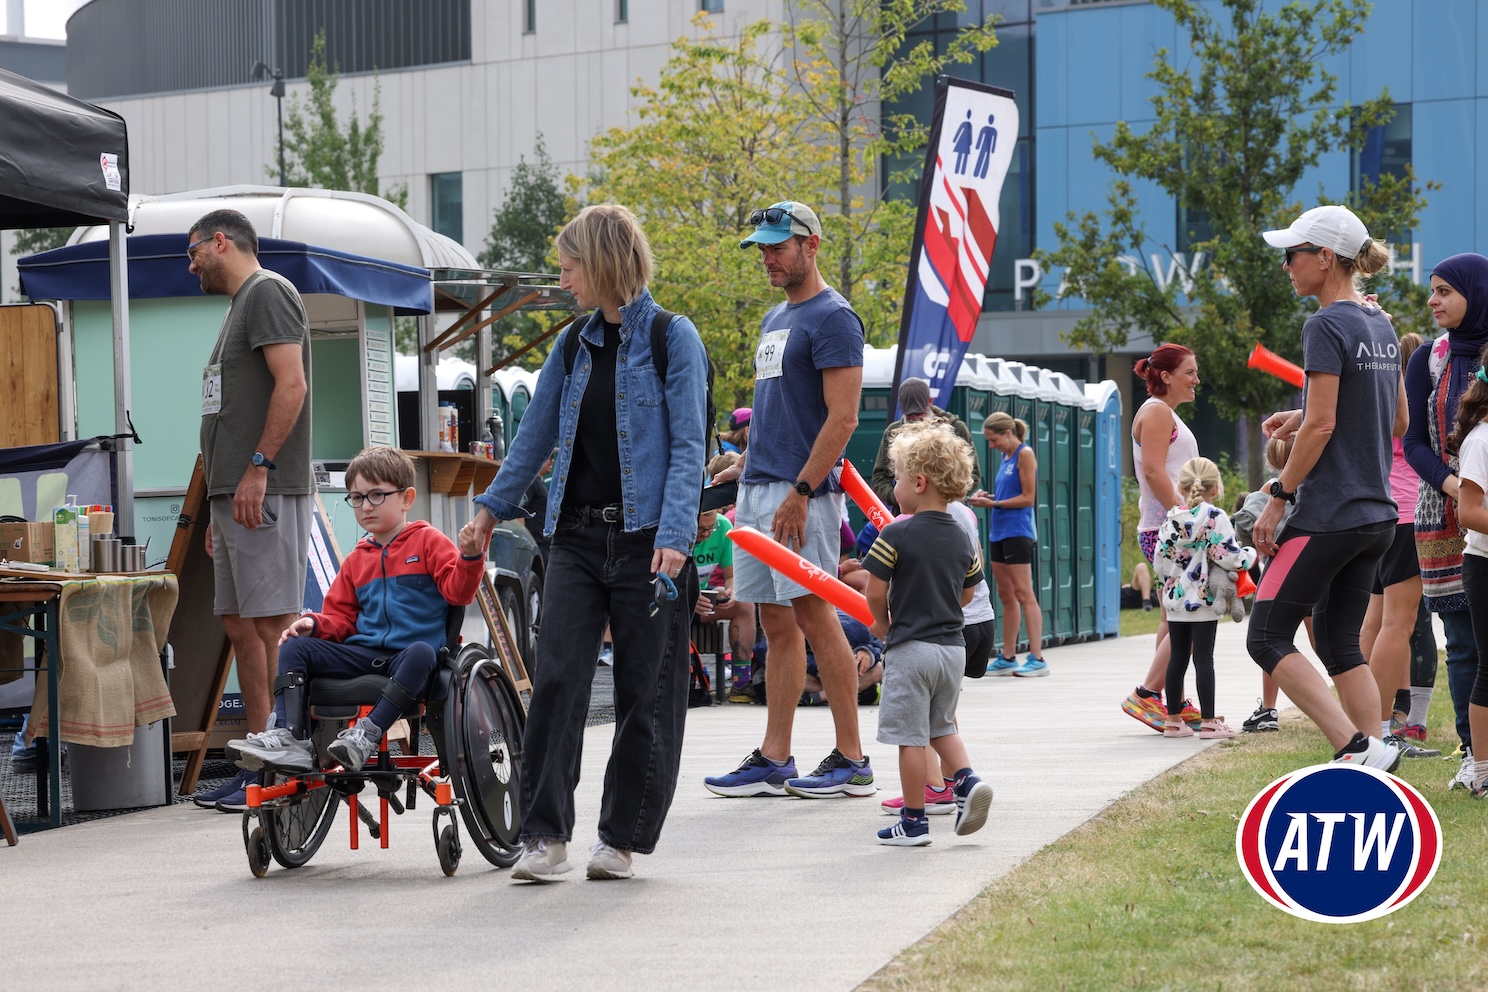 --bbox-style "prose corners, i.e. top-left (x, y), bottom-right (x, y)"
top-left (188, 209), bottom-right (312, 811)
